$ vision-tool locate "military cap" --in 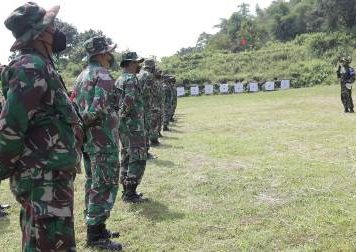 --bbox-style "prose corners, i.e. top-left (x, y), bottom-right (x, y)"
top-left (5, 2), bottom-right (60, 51)
top-left (120, 51), bottom-right (144, 67)
top-left (84, 36), bottom-right (117, 59)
